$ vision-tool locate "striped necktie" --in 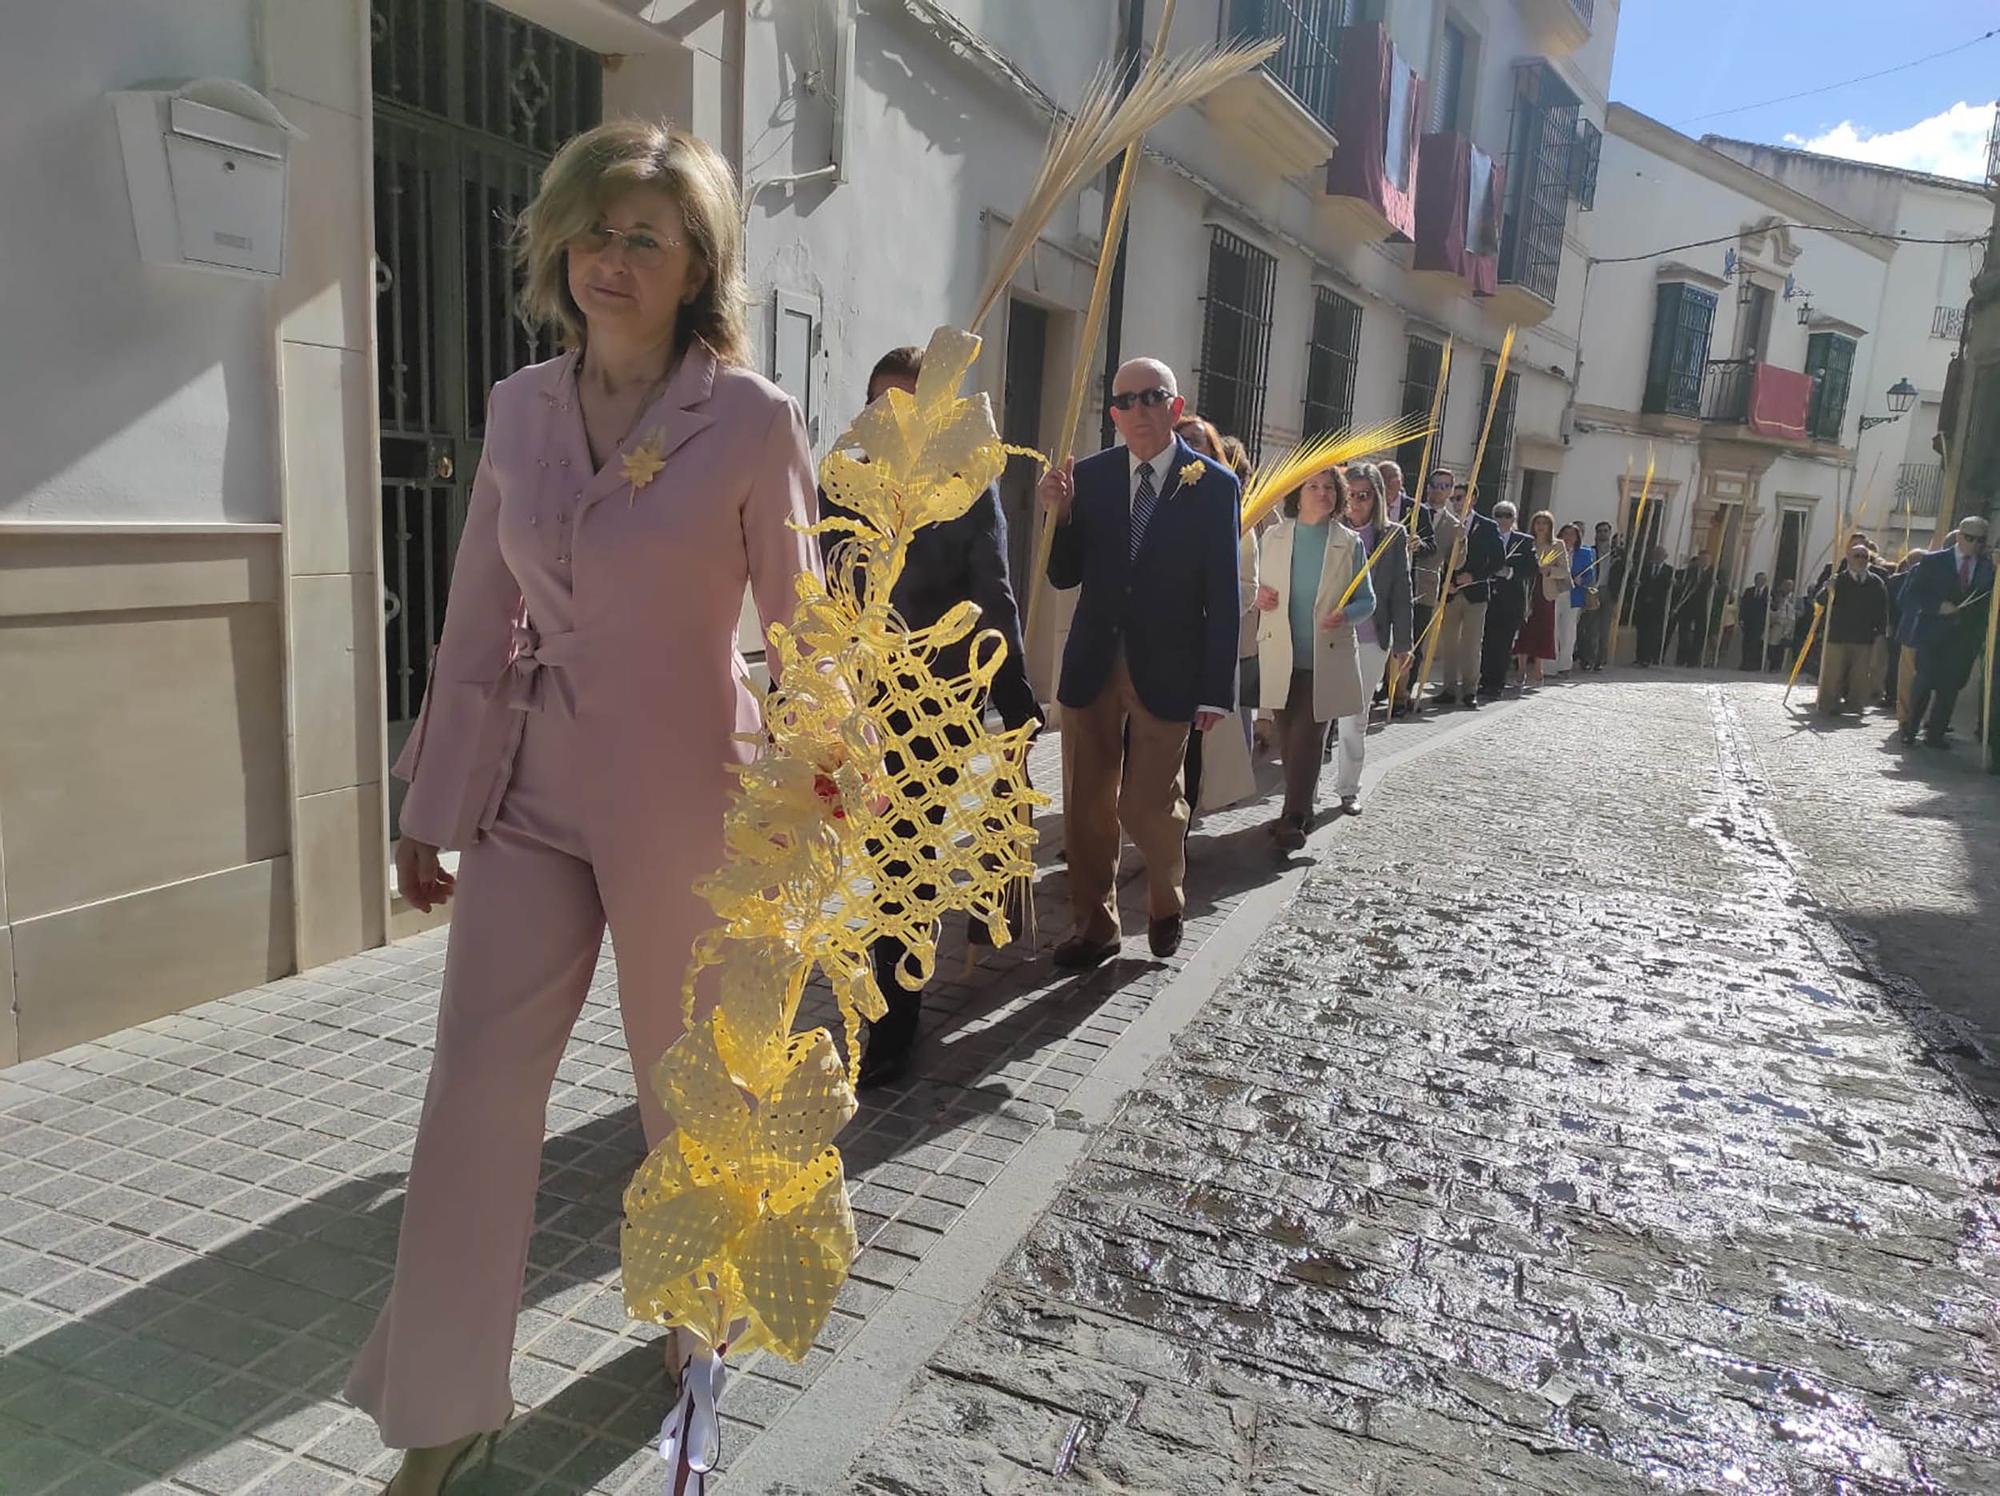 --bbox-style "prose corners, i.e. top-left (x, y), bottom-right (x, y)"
top-left (1130, 460), bottom-right (1157, 563)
